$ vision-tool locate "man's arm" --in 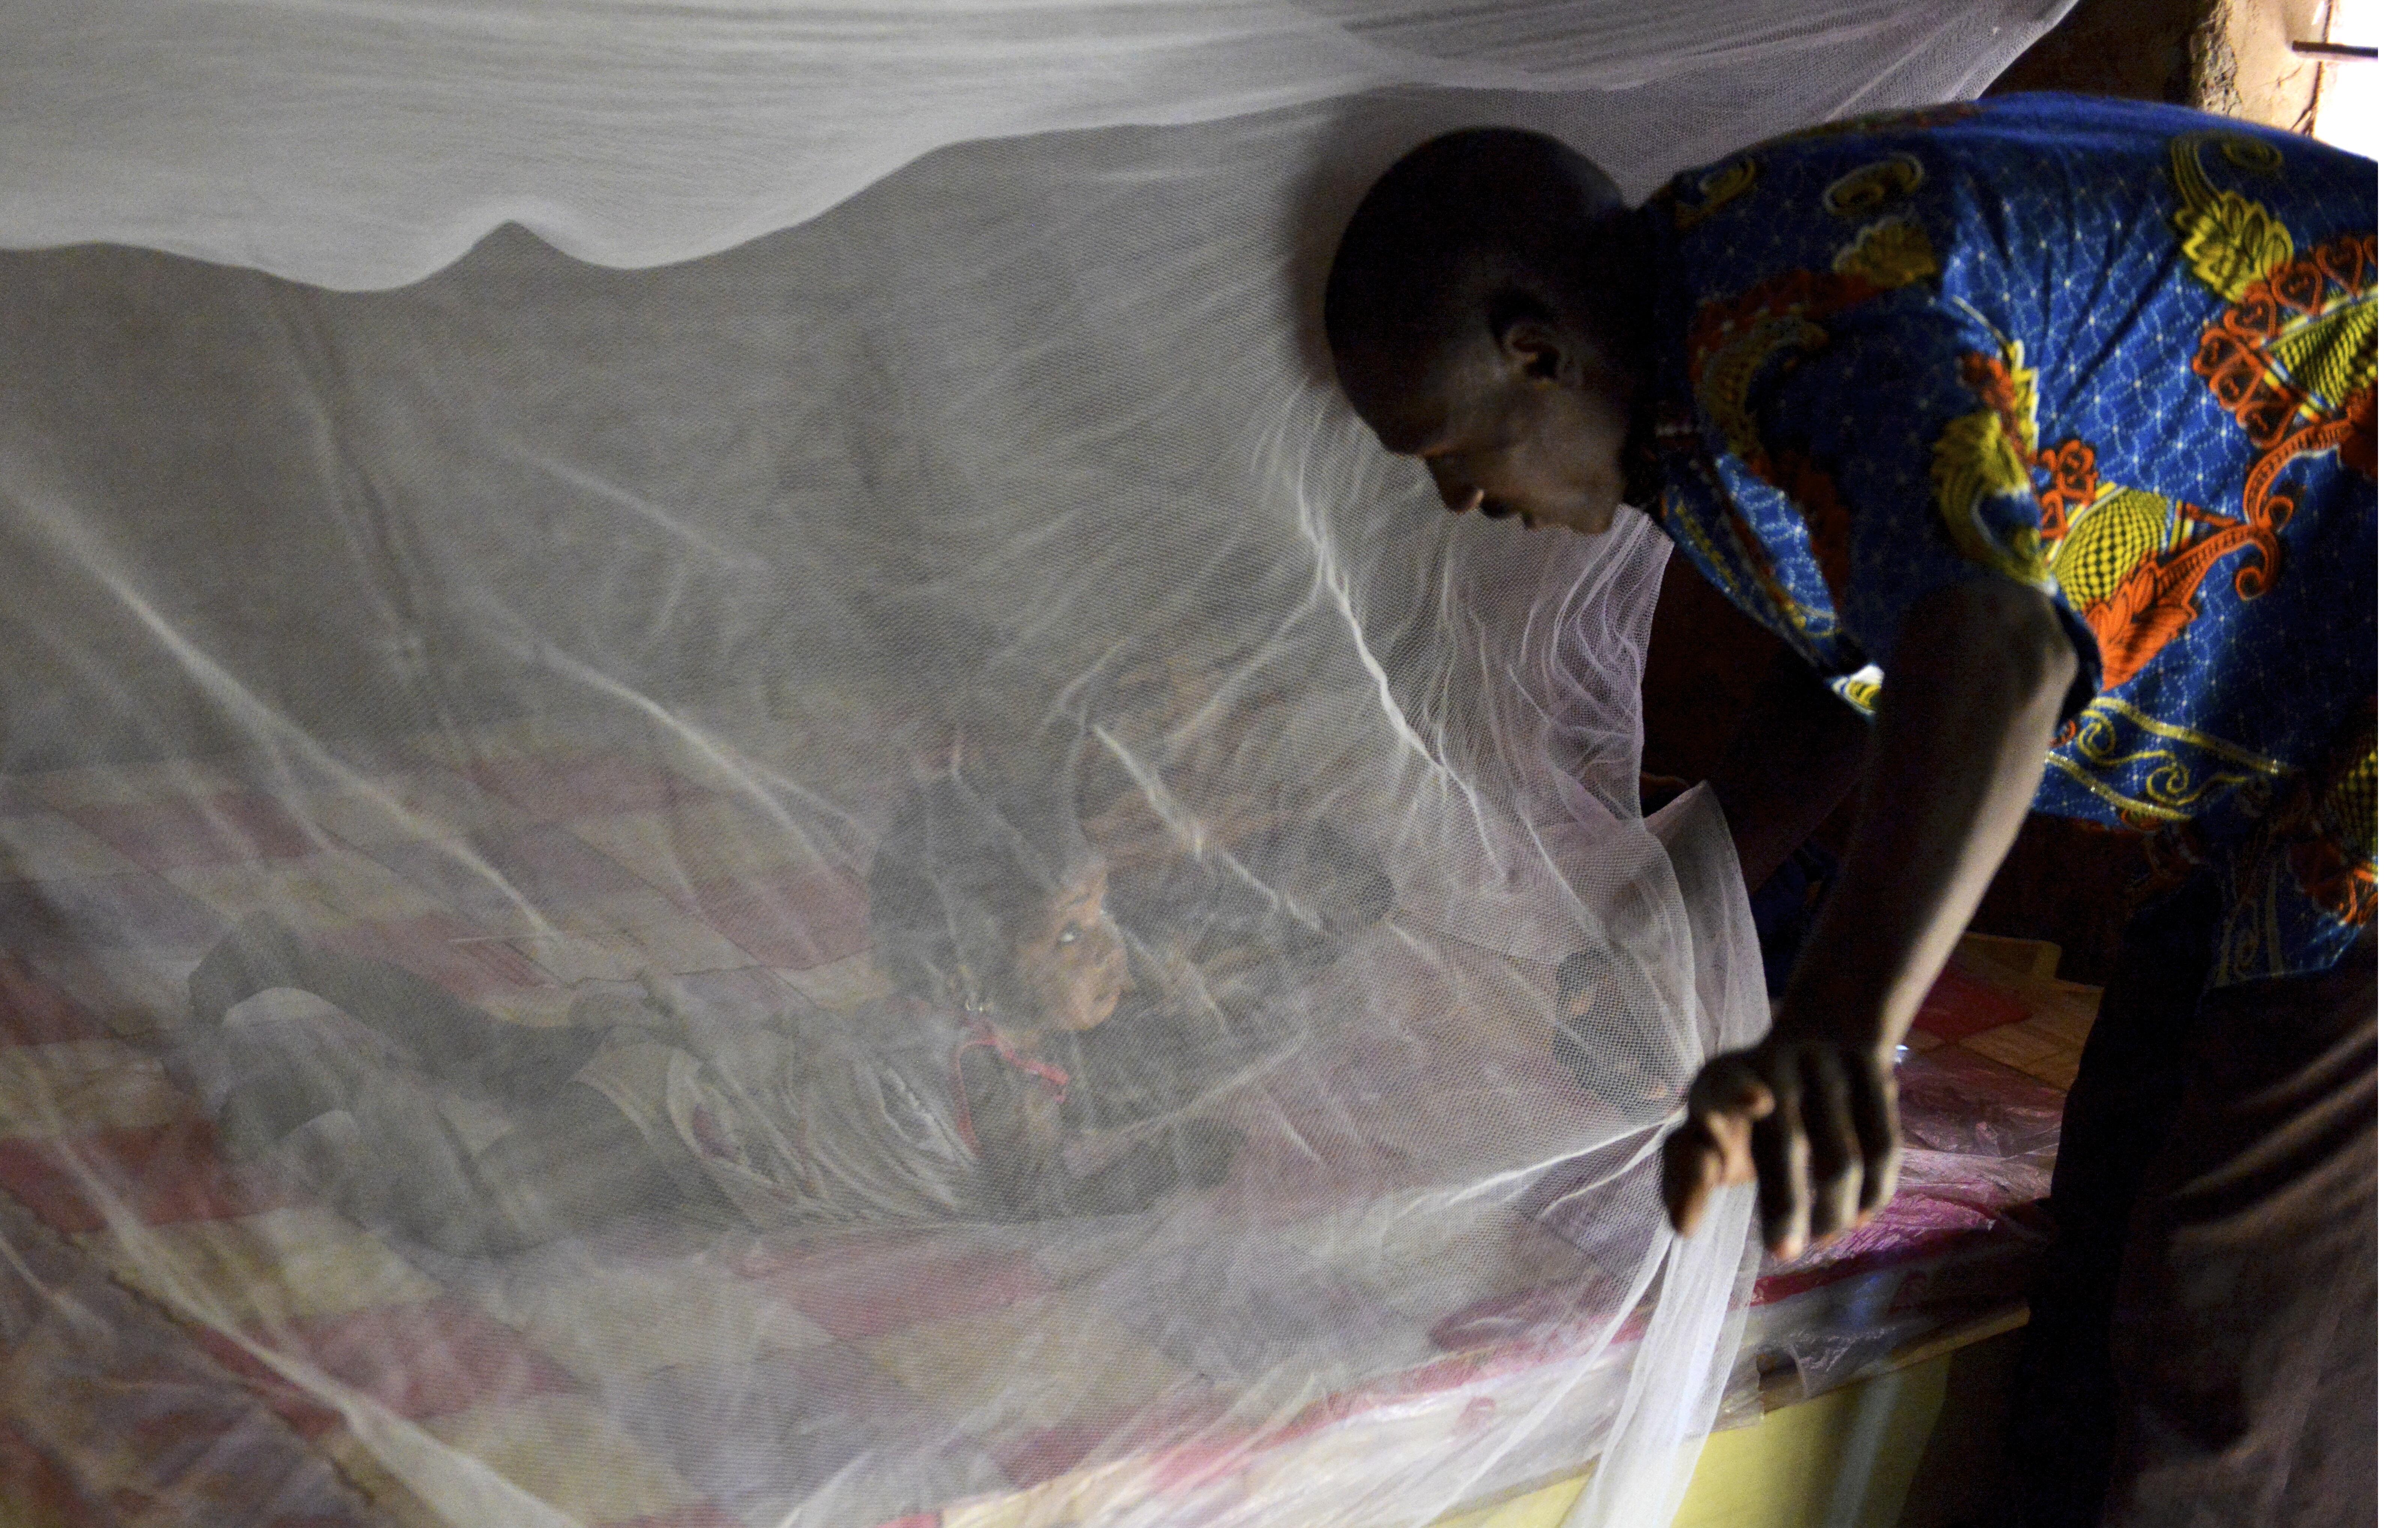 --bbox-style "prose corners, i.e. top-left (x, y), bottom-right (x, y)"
top-left (1709, 647), bottom-right (1873, 890)
top-left (1663, 578), bottom-right (2080, 1257)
